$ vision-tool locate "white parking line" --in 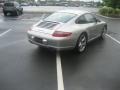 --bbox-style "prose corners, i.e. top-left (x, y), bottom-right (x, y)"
top-left (106, 34), bottom-right (120, 45)
top-left (0, 29), bottom-right (12, 37)
top-left (55, 34), bottom-right (120, 90)
top-left (56, 52), bottom-right (64, 90)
